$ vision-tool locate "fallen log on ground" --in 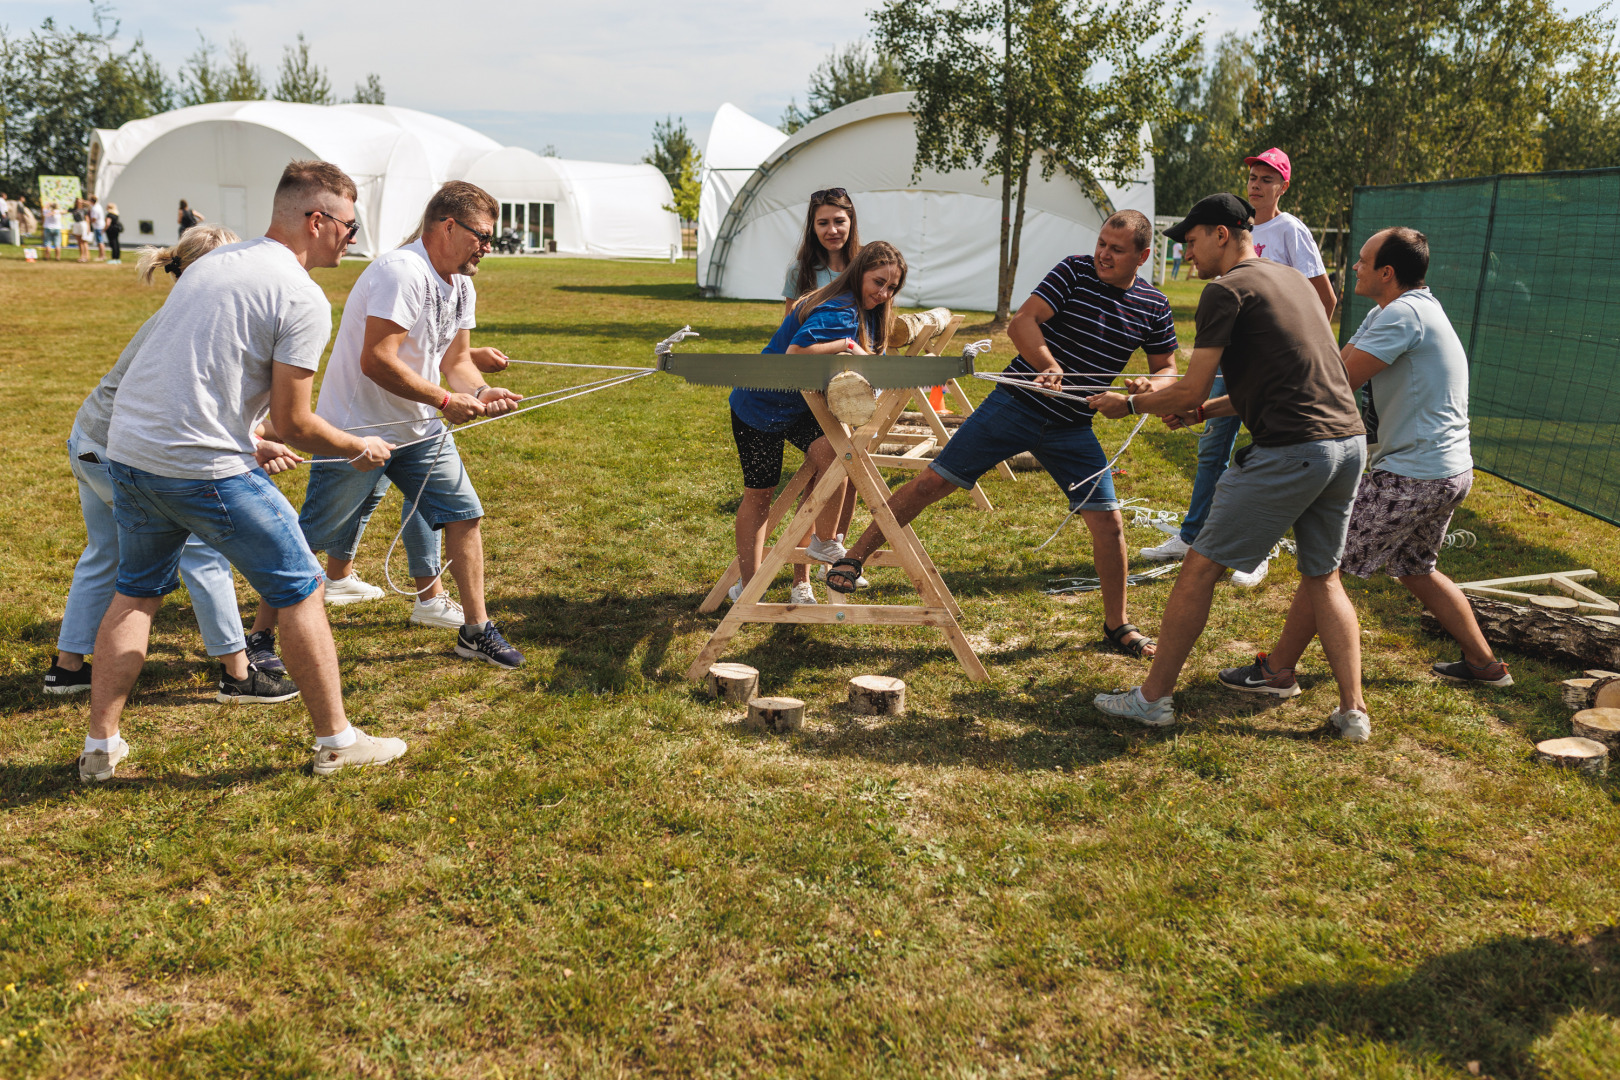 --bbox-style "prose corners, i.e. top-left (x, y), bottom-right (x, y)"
top-left (1421, 597), bottom-right (1620, 671)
